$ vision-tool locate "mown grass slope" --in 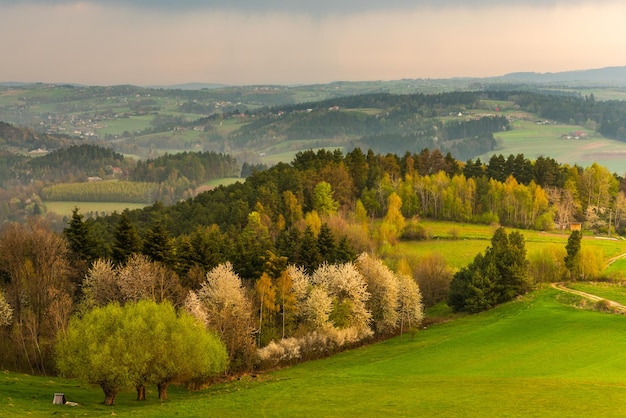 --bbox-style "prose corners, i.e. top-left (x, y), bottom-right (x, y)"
top-left (3, 288), bottom-right (626, 417)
